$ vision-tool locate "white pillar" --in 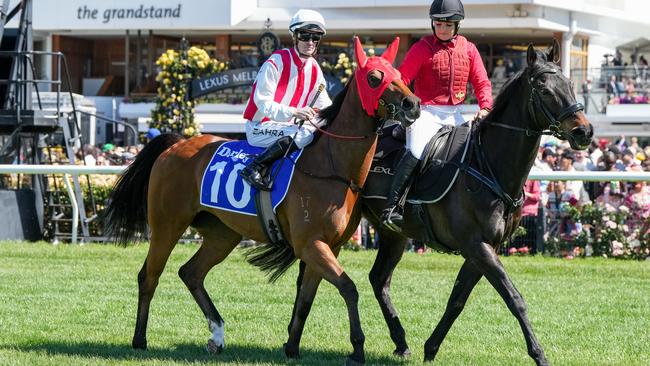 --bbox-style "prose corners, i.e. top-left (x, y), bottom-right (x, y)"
top-left (44, 34), bottom-right (52, 91)
top-left (562, 15), bottom-right (578, 79)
